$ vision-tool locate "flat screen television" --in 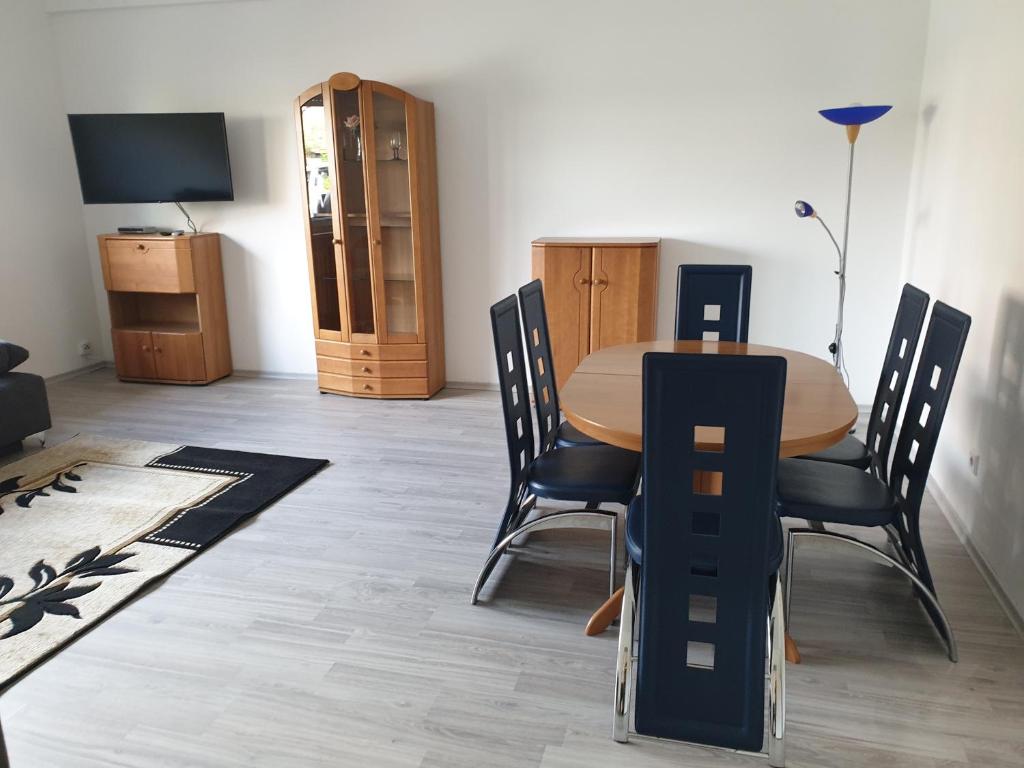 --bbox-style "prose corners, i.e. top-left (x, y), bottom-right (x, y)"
top-left (68, 112), bottom-right (234, 204)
